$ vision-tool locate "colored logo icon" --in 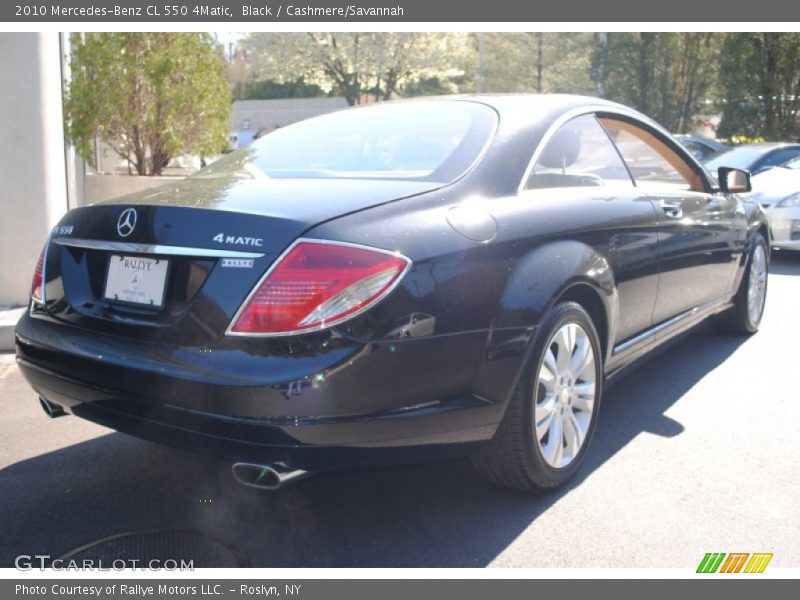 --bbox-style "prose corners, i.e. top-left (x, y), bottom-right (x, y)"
top-left (697, 552), bottom-right (773, 573)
